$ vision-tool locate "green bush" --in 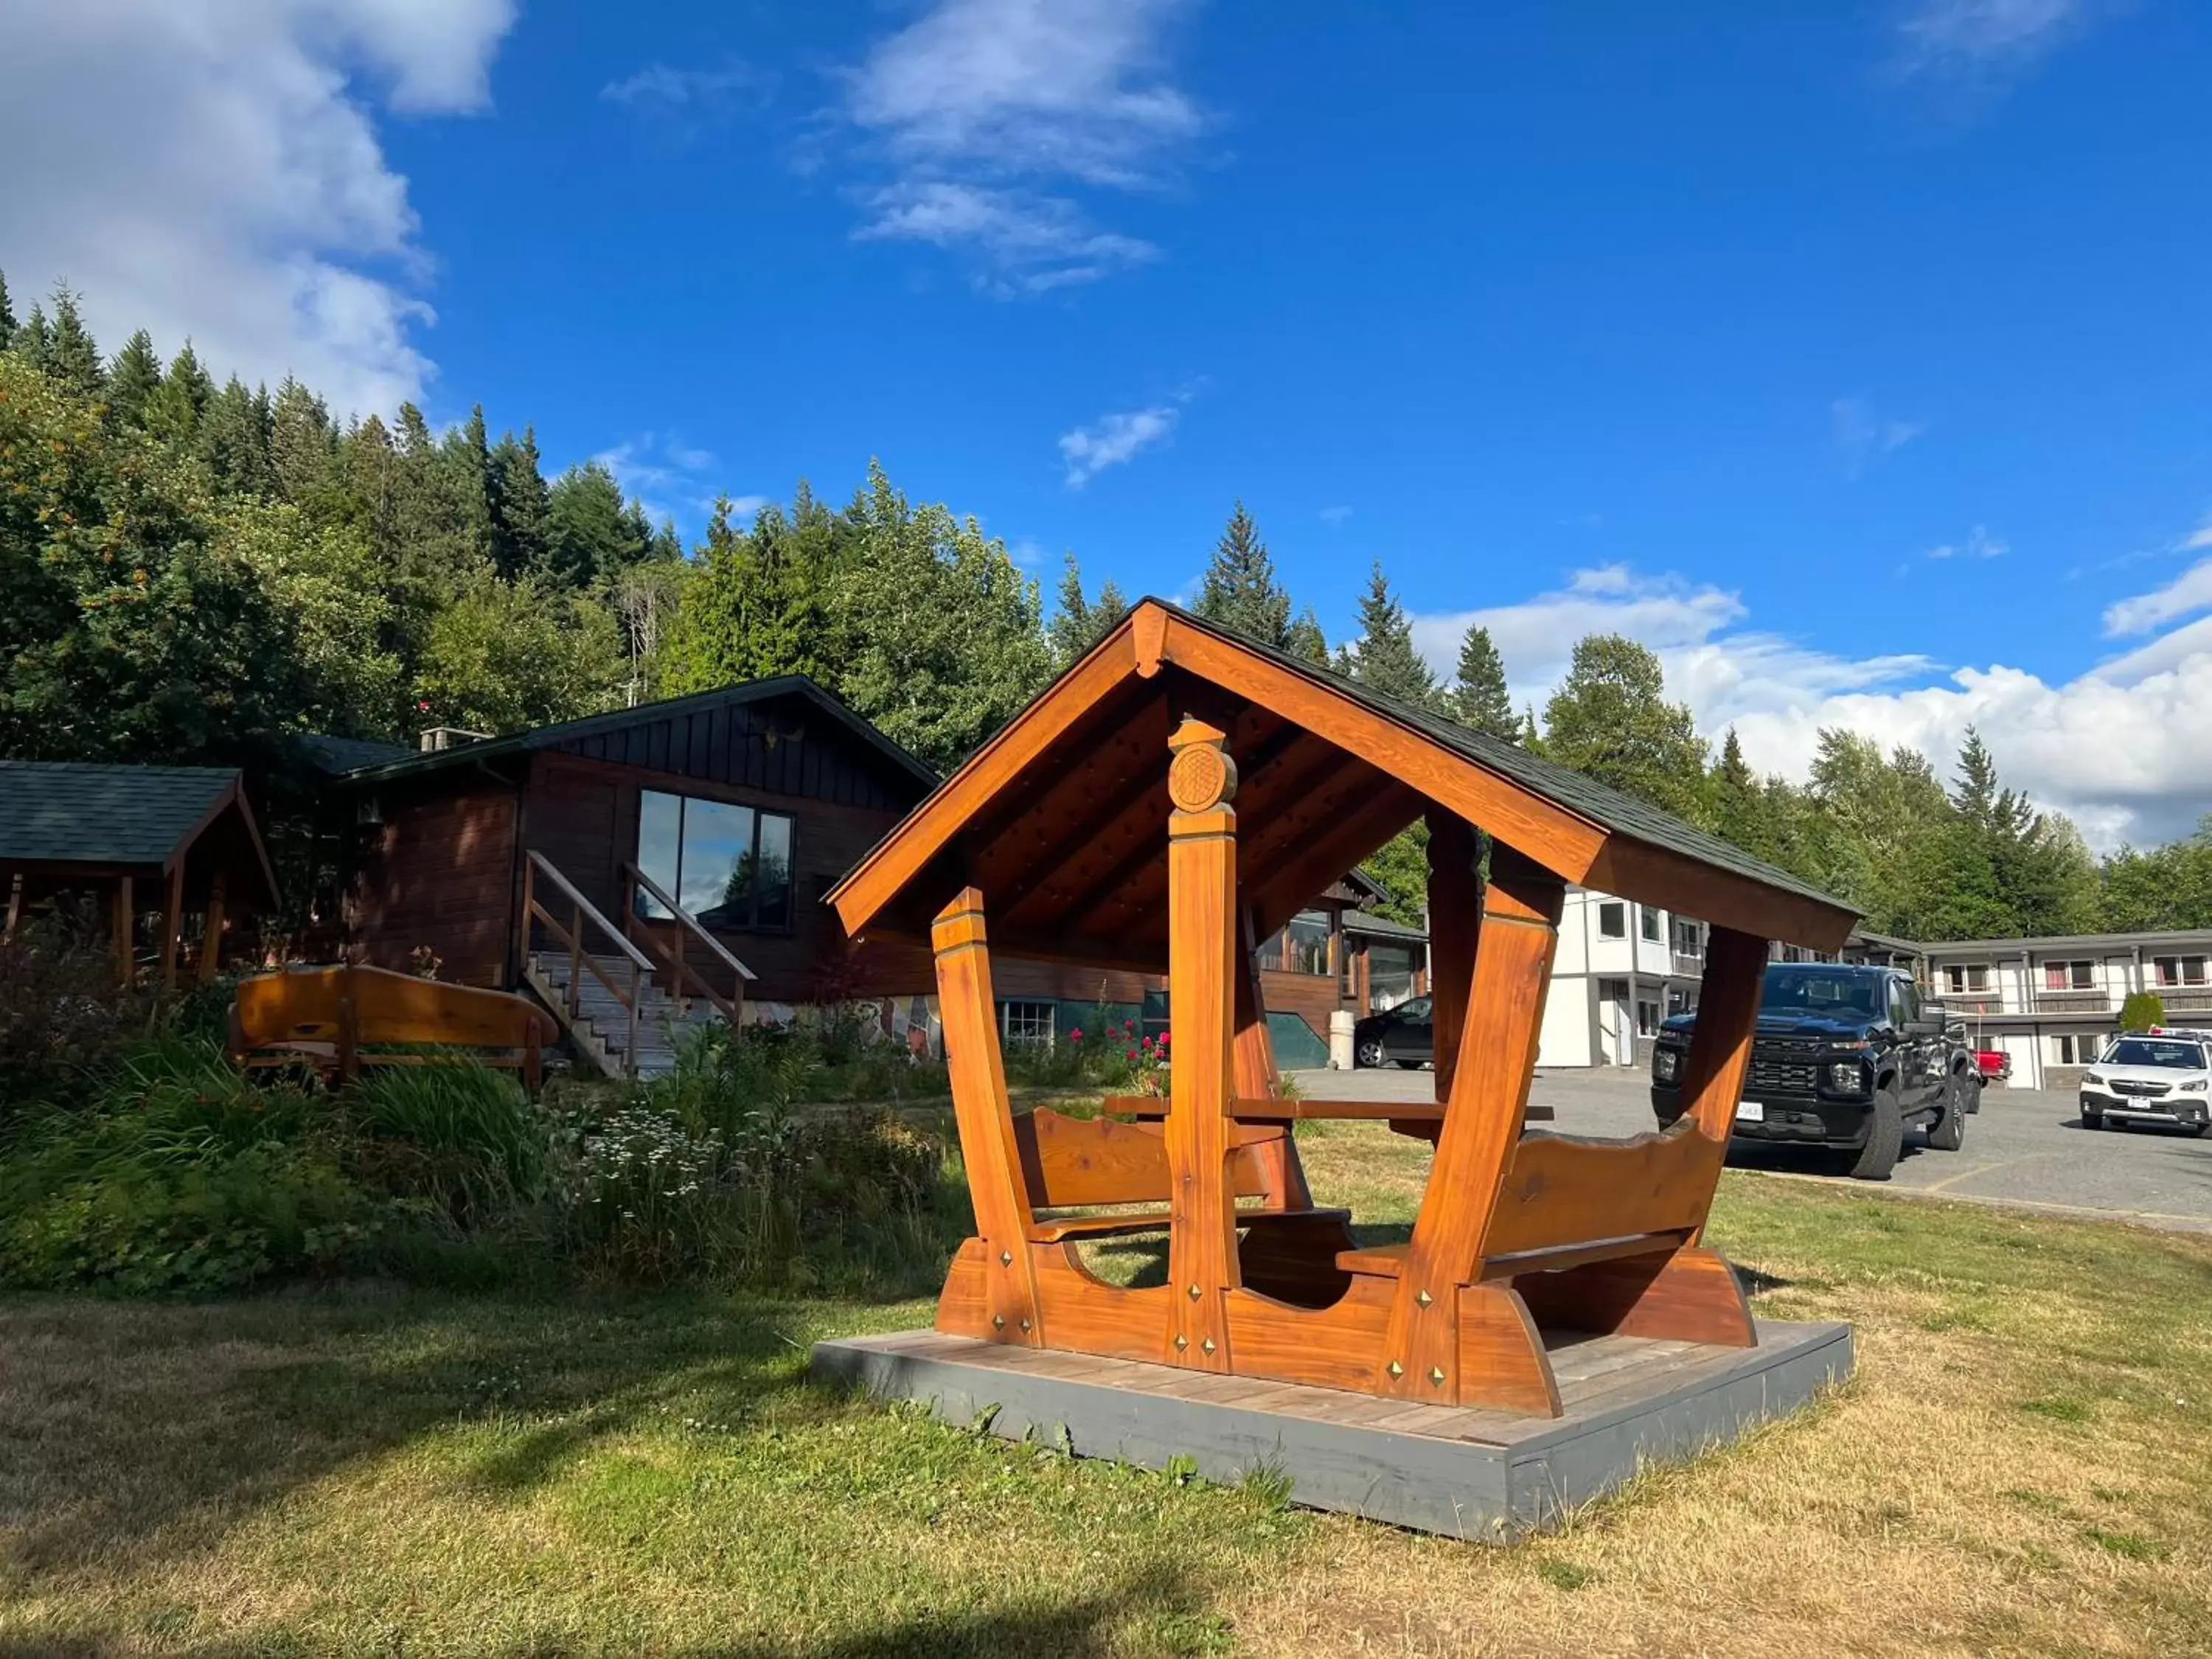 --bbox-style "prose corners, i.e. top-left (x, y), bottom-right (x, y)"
top-left (0, 921), bottom-right (157, 1114)
top-left (2119, 990), bottom-right (2166, 1033)
top-left (347, 1062), bottom-right (546, 1226)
